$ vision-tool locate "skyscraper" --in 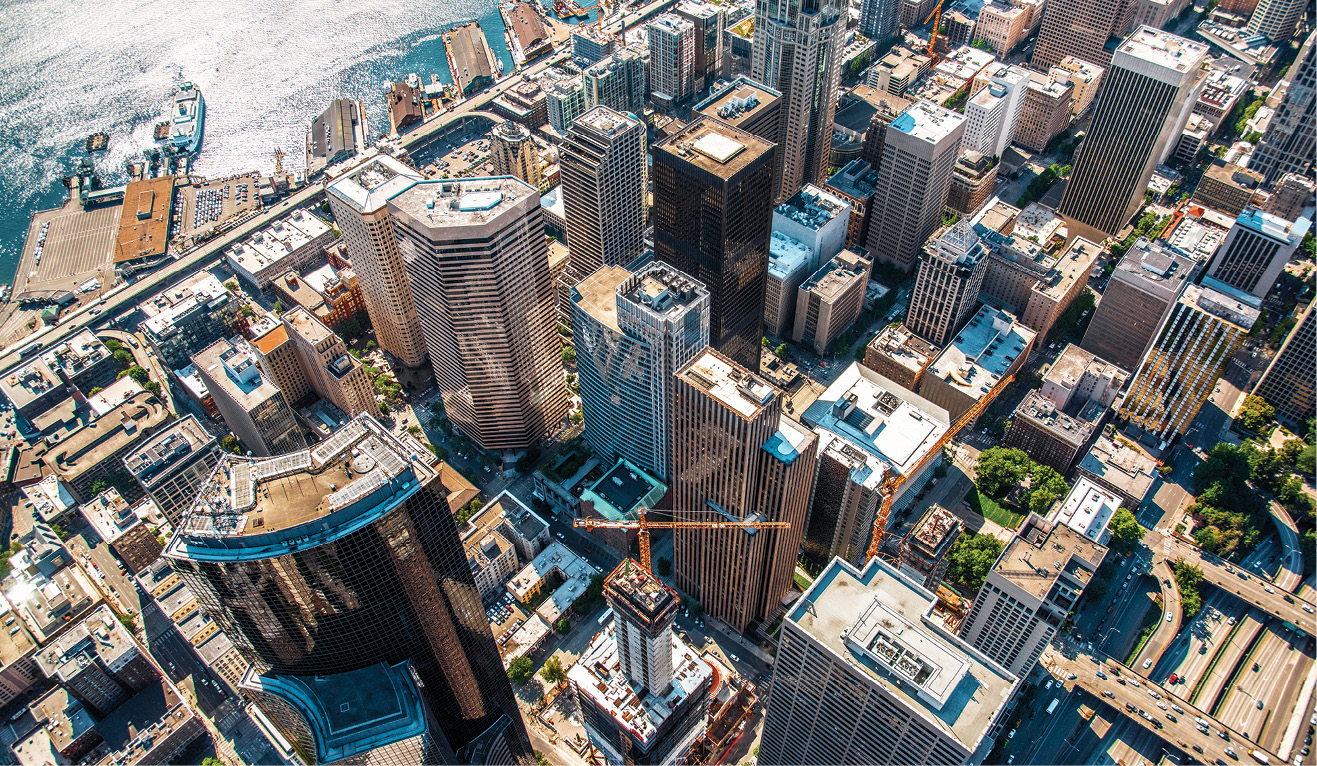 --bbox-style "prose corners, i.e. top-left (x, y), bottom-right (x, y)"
top-left (962, 65), bottom-right (1030, 158)
top-left (653, 118), bottom-right (776, 371)
top-left (1081, 238), bottom-right (1196, 371)
top-left (571, 263), bottom-right (710, 481)
top-left (865, 102), bottom-right (966, 271)
top-left (390, 177), bottom-right (570, 451)
top-left (1249, 32), bottom-right (1315, 184)
top-left (325, 154), bottom-right (429, 367)
top-left (1254, 301), bottom-right (1315, 428)
top-left (759, 558), bottom-right (1019, 765)
top-left (1030, 0), bottom-right (1133, 70)
top-left (569, 563), bottom-right (712, 764)
top-left (751, 0), bottom-right (845, 200)
top-left (192, 338), bottom-right (307, 458)
top-left (1059, 27), bottom-right (1208, 236)
top-left (583, 45), bottom-right (651, 116)
top-left (562, 107), bottom-right (648, 281)
top-left (905, 220), bottom-right (990, 345)
top-left (859, 0), bottom-right (902, 46)
top-left (648, 14), bottom-right (697, 108)
top-left (674, 0), bottom-right (726, 91)
top-left (1120, 282), bottom-right (1259, 446)
top-left (281, 307), bottom-right (377, 418)
top-left (671, 349), bottom-right (817, 633)
top-left (1242, 0), bottom-right (1307, 43)
top-left (1205, 207), bottom-right (1311, 300)
top-left (163, 415), bottom-right (531, 761)
top-left (489, 120), bottom-right (542, 190)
